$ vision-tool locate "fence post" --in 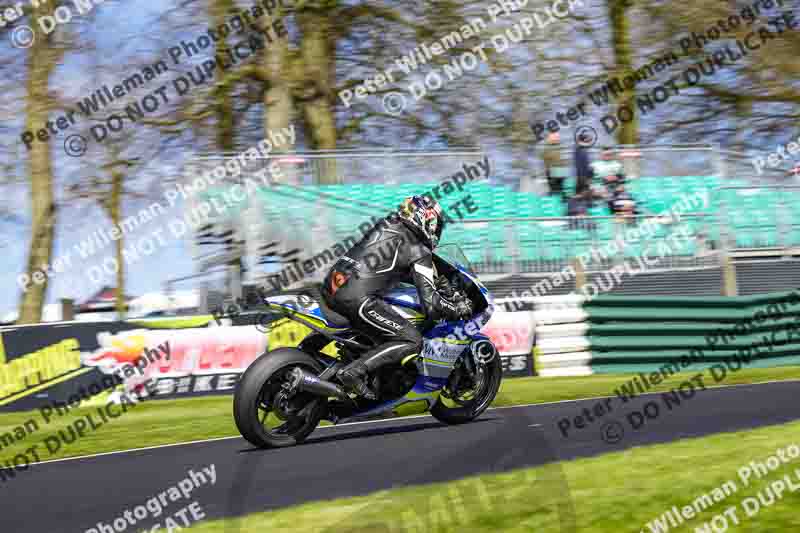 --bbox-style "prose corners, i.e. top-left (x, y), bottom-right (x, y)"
top-left (721, 255), bottom-right (738, 296)
top-left (572, 257), bottom-right (585, 290)
top-left (199, 281), bottom-right (209, 314)
top-left (712, 143), bottom-right (726, 180)
top-left (60, 298), bottom-right (74, 321)
top-left (508, 221), bottom-right (520, 275)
